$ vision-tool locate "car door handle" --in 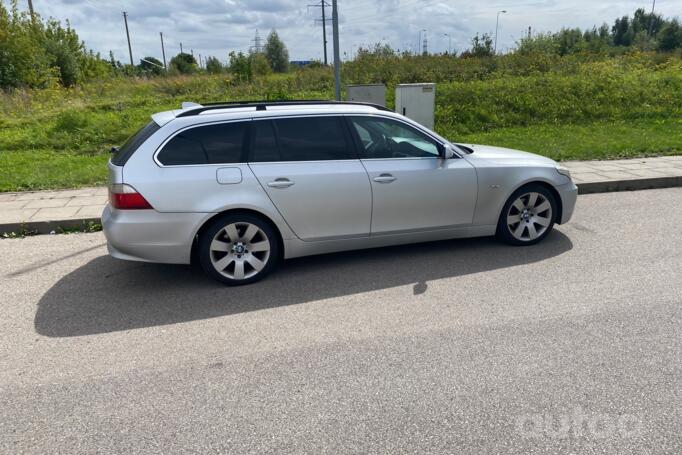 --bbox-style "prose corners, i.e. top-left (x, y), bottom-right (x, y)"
top-left (267, 178), bottom-right (295, 189)
top-left (373, 174), bottom-right (397, 184)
